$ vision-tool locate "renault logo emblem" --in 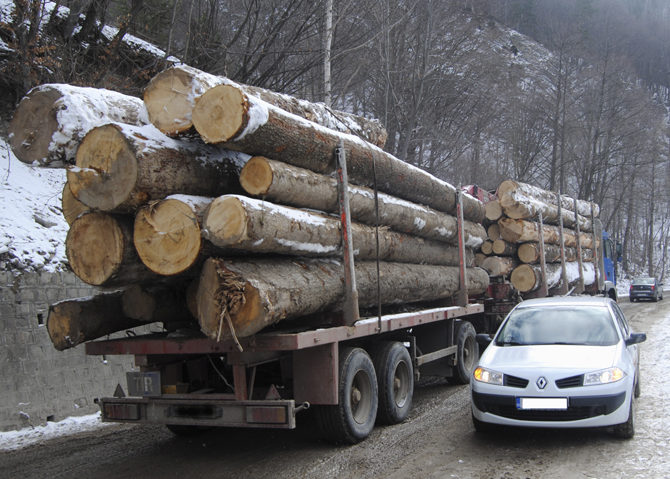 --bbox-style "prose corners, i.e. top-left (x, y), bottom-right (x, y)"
top-left (536, 377), bottom-right (547, 389)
